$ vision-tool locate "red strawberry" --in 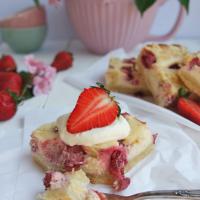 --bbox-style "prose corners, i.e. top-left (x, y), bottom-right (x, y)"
top-left (0, 72), bottom-right (22, 96)
top-left (0, 55), bottom-right (17, 72)
top-left (43, 172), bottom-right (52, 189)
top-left (51, 51), bottom-right (73, 71)
top-left (141, 49), bottom-right (156, 69)
top-left (67, 85), bottom-right (120, 133)
top-left (177, 98), bottom-right (200, 125)
top-left (0, 91), bottom-right (17, 121)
